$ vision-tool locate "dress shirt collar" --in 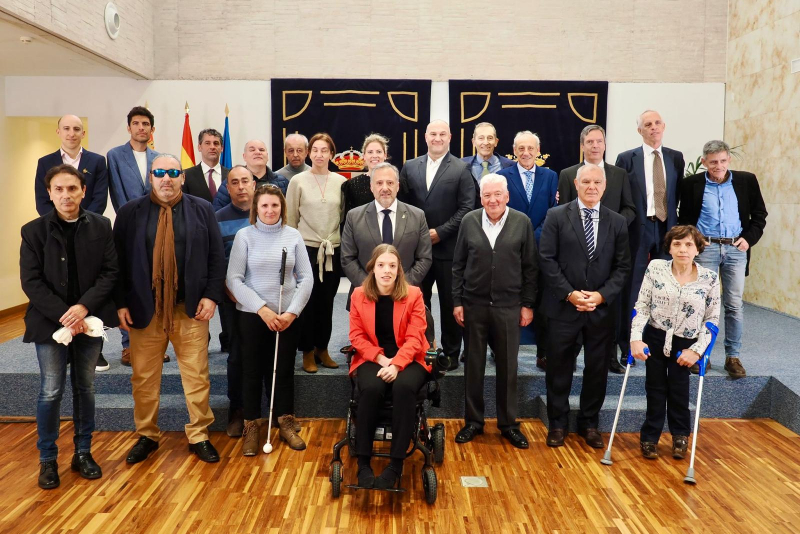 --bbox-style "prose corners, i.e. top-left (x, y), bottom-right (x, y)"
top-left (476, 153), bottom-right (499, 165)
top-left (704, 170), bottom-right (732, 185)
top-left (200, 160), bottom-right (222, 176)
top-left (427, 152), bottom-right (446, 165)
top-left (517, 163), bottom-right (536, 176)
top-left (642, 143), bottom-right (663, 158)
top-left (583, 159), bottom-right (604, 168)
top-left (60, 147), bottom-right (83, 166)
top-left (482, 206), bottom-right (509, 227)
top-left (577, 198), bottom-right (601, 212)
top-left (374, 198), bottom-right (398, 213)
